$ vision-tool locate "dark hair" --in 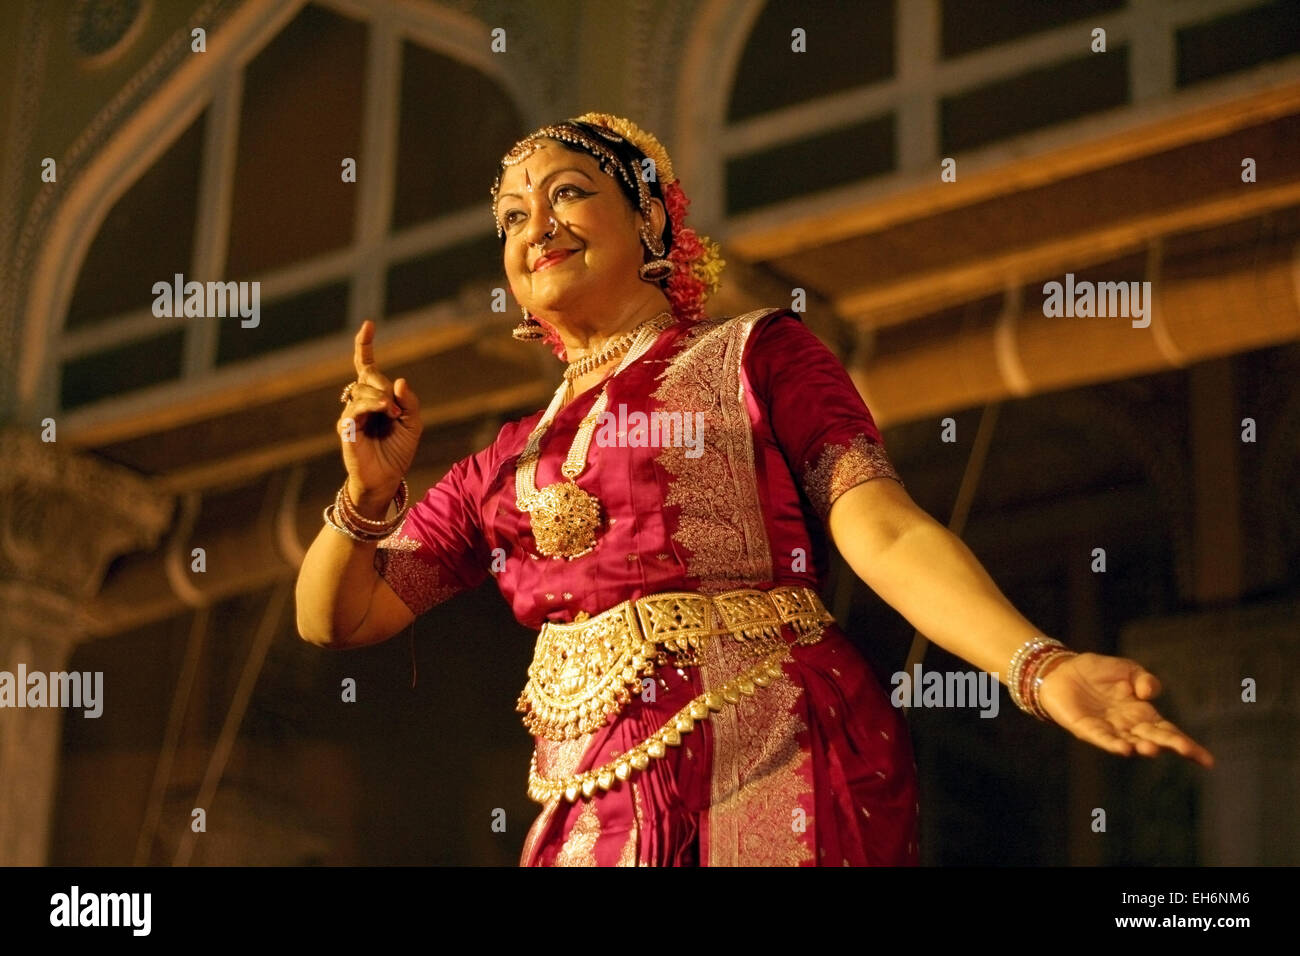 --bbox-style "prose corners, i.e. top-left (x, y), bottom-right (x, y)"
top-left (496, 122), bottom-right (674, 257)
